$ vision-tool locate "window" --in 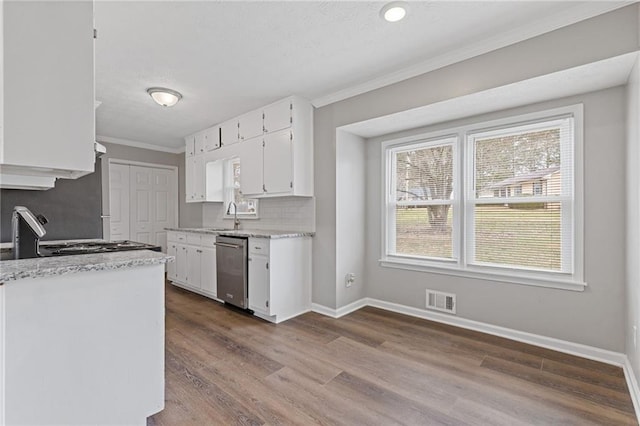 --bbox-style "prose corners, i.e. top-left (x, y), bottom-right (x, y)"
top-left (387, 137), bottom-right (457, 260)
top-left (382, 105), bottom-right (583, 289)
top-left (224, 157), bottom-right (258, 217)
